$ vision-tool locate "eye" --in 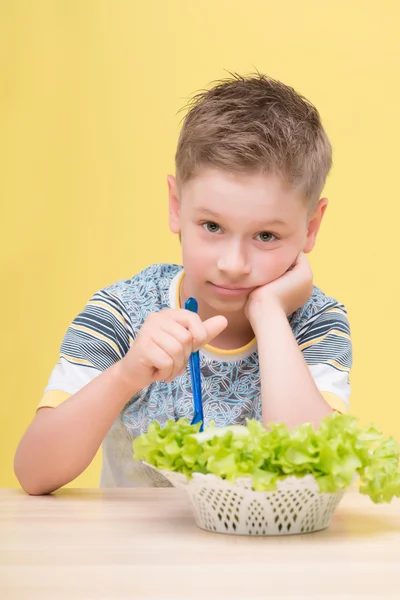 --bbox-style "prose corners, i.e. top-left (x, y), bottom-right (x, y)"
top-left (203, 221), bottom-right (222, 234)
top-left (256, 231), bottom-right (277, 243)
